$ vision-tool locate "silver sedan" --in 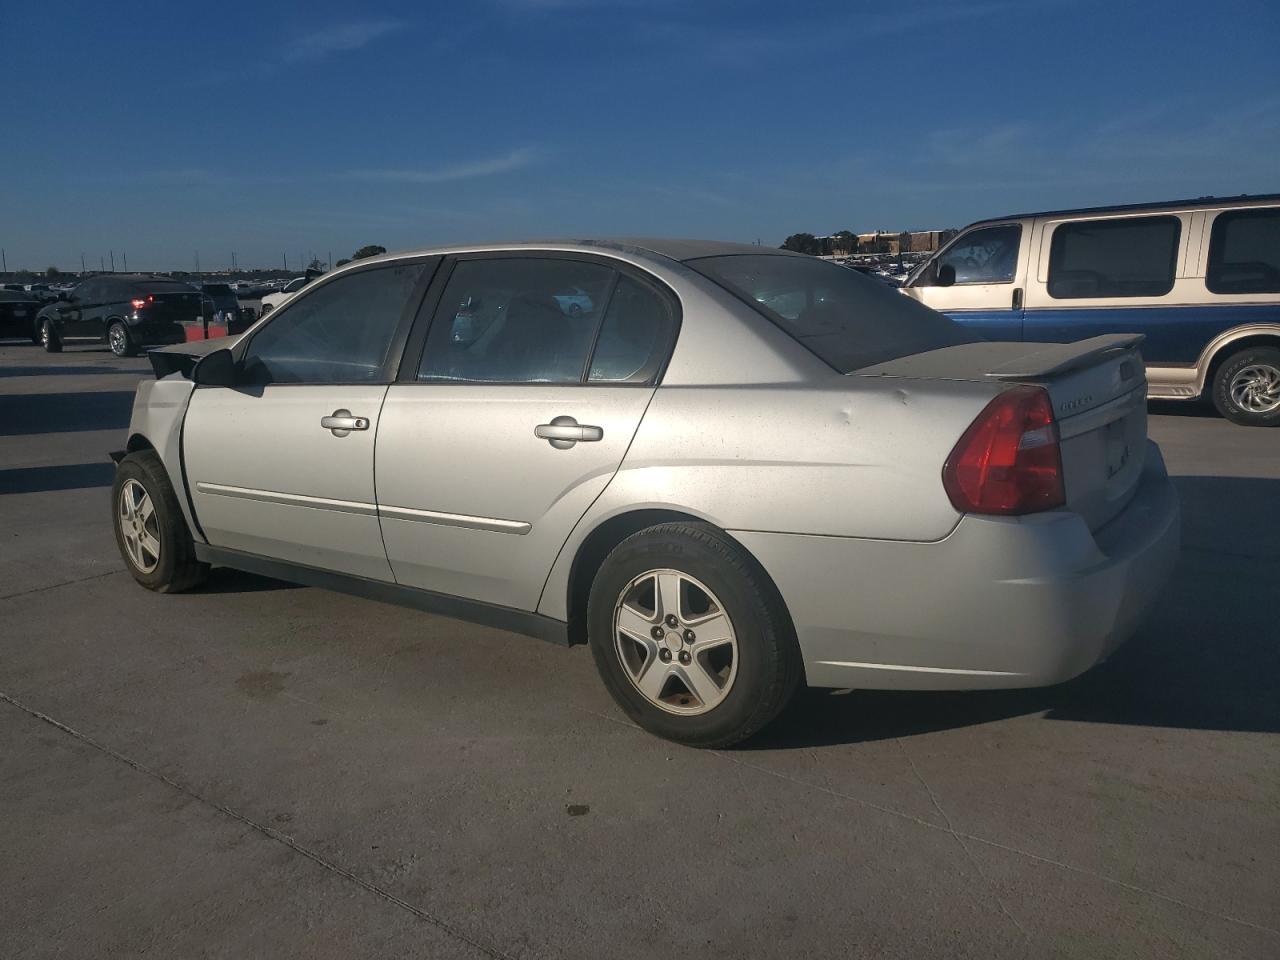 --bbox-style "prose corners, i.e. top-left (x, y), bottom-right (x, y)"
top-left (111, 239), bottom-right (1180, 746)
